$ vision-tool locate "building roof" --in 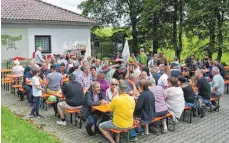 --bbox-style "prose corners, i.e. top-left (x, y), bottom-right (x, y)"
top-left (1, 0), bottom-right (97, 25)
